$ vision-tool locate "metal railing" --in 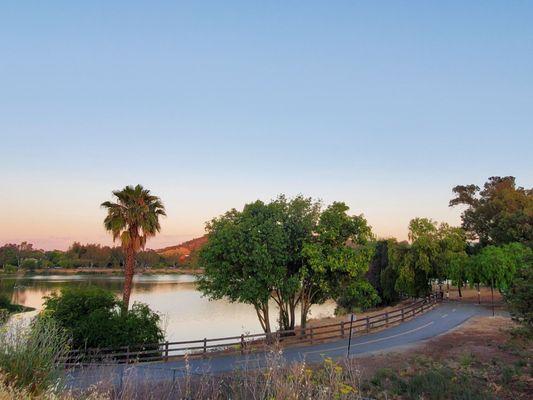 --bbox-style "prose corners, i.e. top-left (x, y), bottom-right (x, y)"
top-left (63, 293), bottom-right (441, 366)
